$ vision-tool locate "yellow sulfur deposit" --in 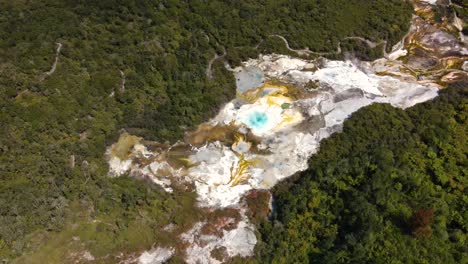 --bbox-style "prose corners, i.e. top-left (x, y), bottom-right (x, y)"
top-left (228, 153), bottom-right (257, 187)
